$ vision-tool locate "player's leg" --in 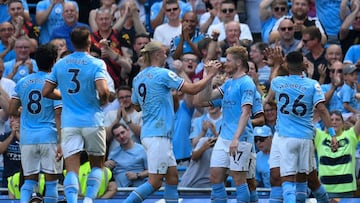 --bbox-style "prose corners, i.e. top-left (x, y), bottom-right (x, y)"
top-left (83, 127), bottom-right (107, 203)
top-left (164, 166), bottom-right (179, 203)
top-left (295, 173), bottom-right (308, 203)
top-left (246, 152), bottom-right (258, 203)
top-left (124, 137), bottom-right (169, 203)
top-left (62, 128), bottom-right (84, 203)
top-left (20, 145), bottom-right (40, 203)
top-left (210, 137), bottom-right (230, 203)
top-left (269, 133), bottom-right (282, 203)
top-left (41, 143), bottom-right (63, 203)
top-left (279, 137), bottom-right (299, 203)
top-left (307, 170), bottom-right (329, 203)
top-left (230, 141), bottom-right (253, 203)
